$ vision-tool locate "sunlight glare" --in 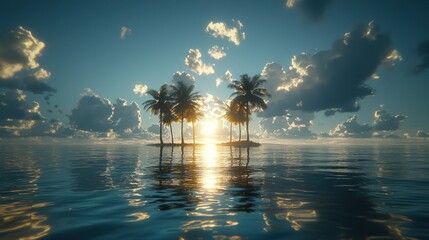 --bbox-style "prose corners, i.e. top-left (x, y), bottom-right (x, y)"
top-left (201, 119), bottom-right (217, 137)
